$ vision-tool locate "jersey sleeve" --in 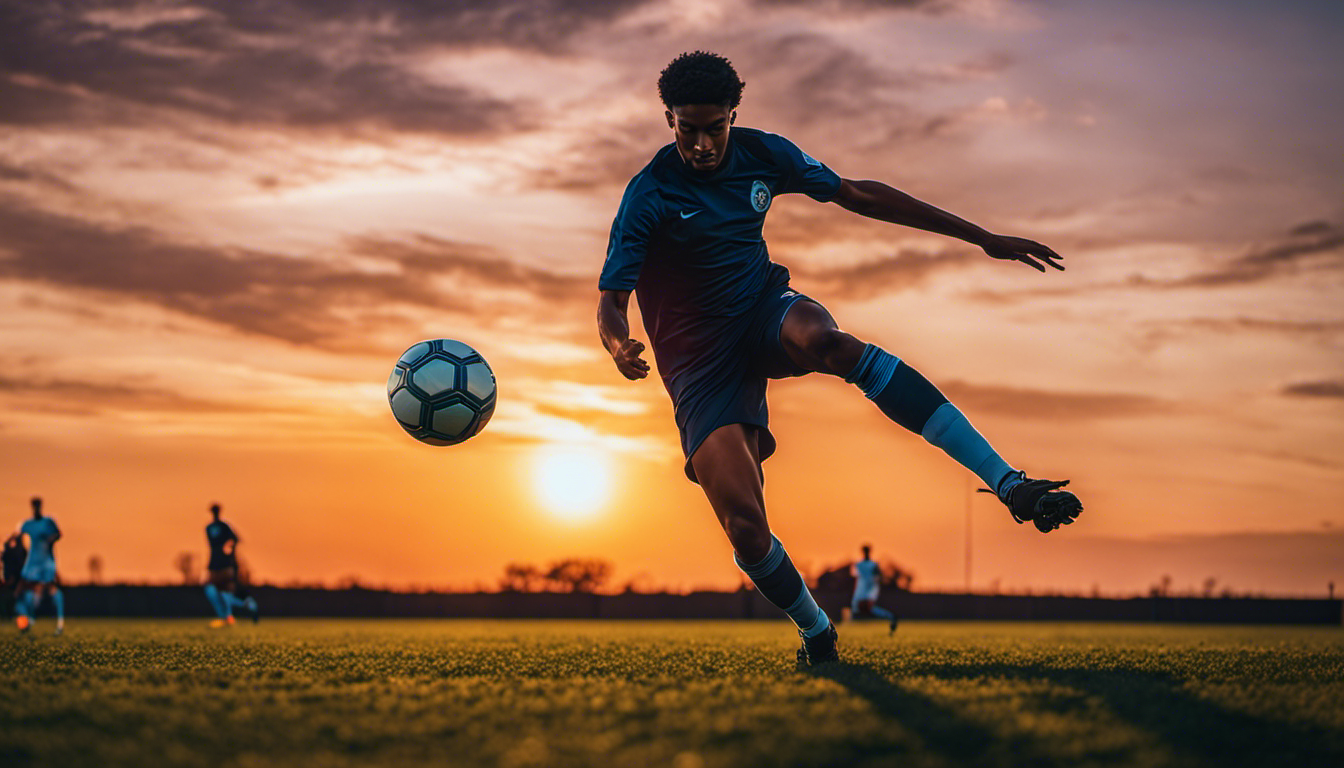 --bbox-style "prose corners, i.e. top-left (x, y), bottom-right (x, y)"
top-left (599, 176), bottom-right (663, 291)
top-left (766, 133), bottom-right (842, 202)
